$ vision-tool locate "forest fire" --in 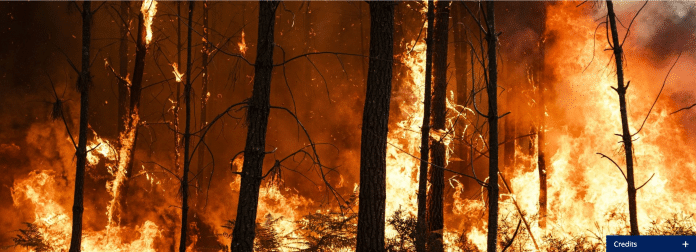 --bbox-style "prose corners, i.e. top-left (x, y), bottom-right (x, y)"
top-left (2, 1), bottom-right (696, 252)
